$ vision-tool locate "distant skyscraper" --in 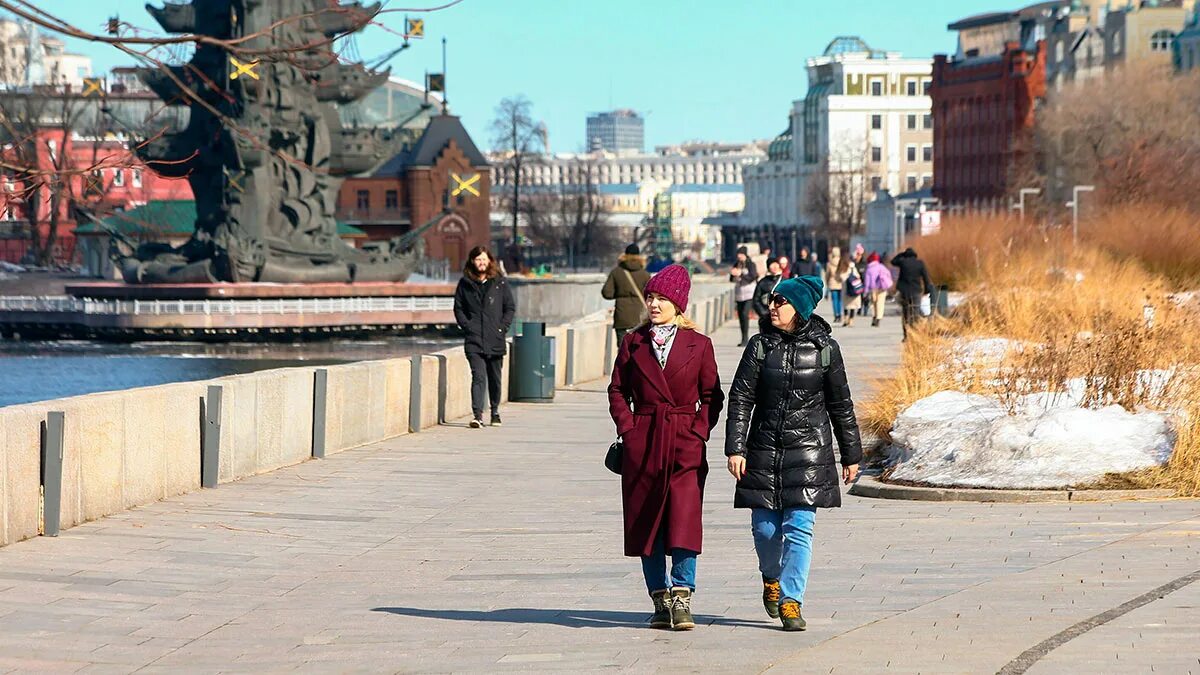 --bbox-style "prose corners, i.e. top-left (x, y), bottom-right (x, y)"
top-left (586, 109), bottom-right (644, 153)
